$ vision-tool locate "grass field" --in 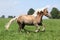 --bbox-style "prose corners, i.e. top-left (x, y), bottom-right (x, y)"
top-left (0, 18), bottom-right (60, 40)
